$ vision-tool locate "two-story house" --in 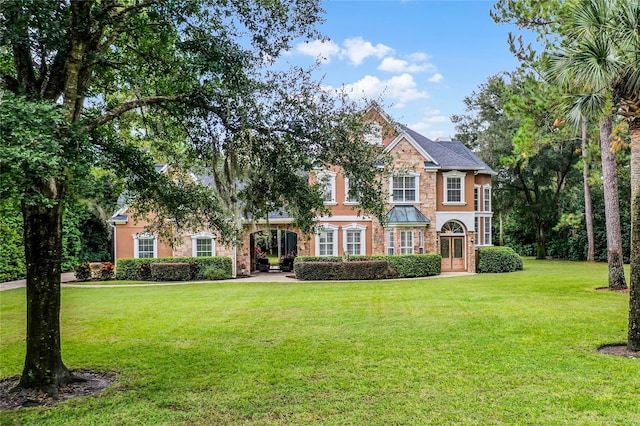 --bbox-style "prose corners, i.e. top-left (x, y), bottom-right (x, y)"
top-left (111, 106), bottom-right (494, 274)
